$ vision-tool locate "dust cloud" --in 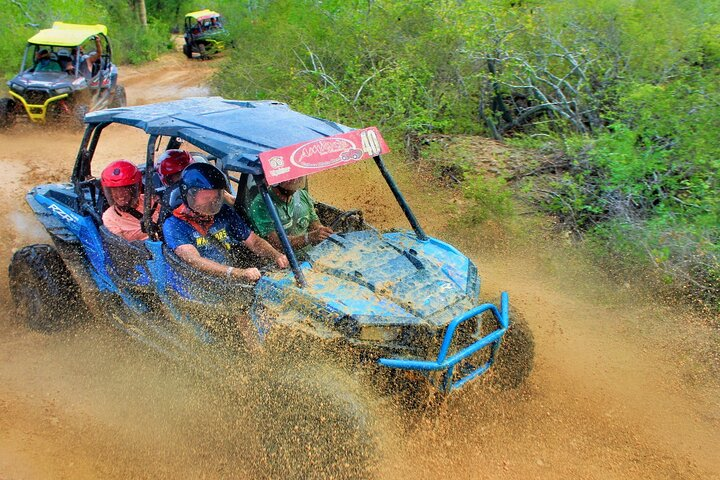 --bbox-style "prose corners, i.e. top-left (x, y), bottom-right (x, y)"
top-left (0, 51), bottom-right (718, 480)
